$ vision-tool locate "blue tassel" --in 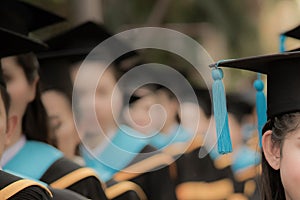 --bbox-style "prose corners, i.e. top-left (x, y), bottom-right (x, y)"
top-left (253, 73), bottom-right (267, 147)
top-left (212, 67), bottom-right (232, 154)
top-left (279, 34), bottom-right (286, 53)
